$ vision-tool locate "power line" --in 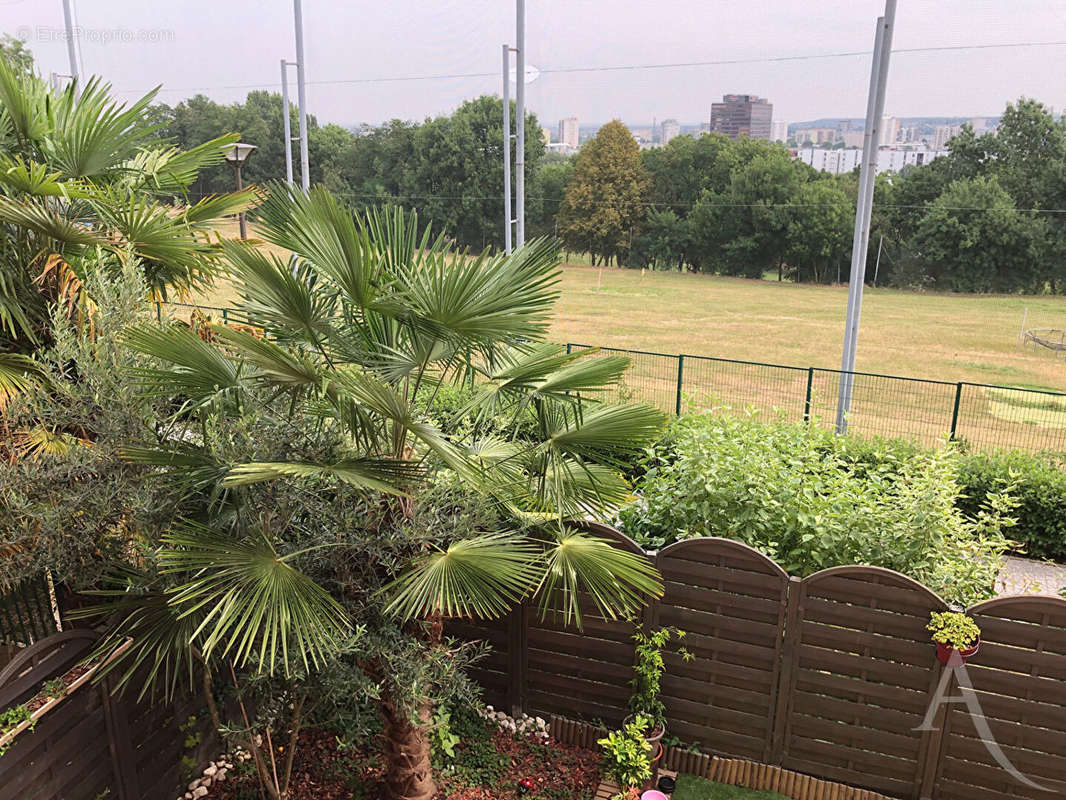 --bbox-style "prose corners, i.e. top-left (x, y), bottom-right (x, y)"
top-left (113, 40), bottom-right (1066, 95)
